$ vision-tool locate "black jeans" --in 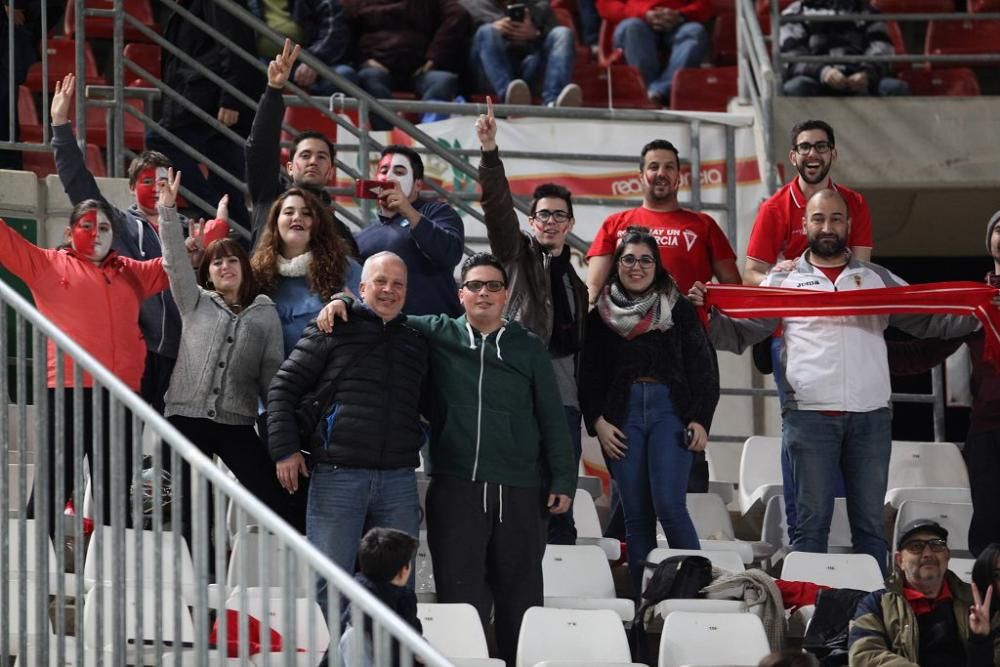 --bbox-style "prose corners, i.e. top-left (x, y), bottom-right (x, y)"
top-left (426, 475), bottom-right (547, 666)
top-left (27, 387), bottom-right (134, 536)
